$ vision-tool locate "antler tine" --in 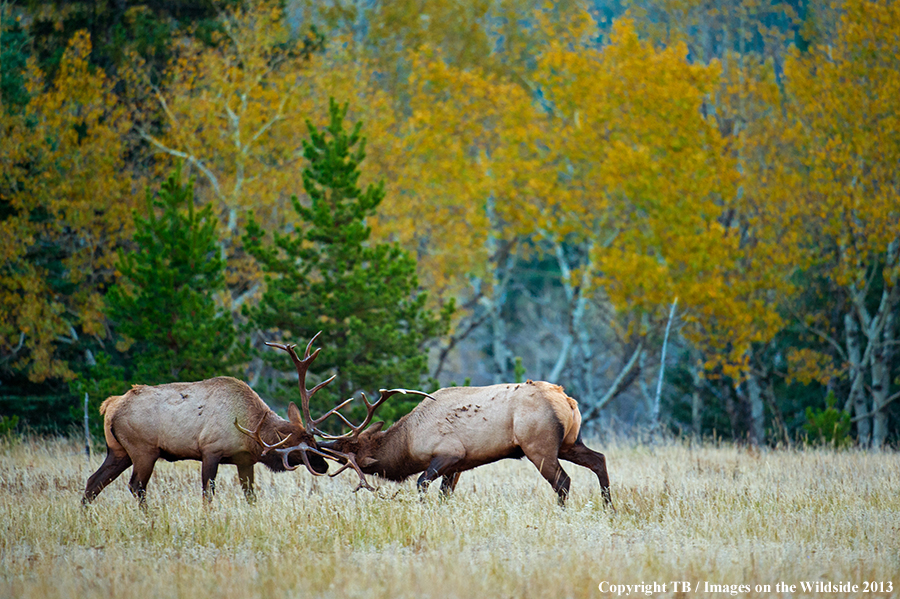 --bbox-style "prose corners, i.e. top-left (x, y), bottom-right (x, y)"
top-left (309, 395), bottom-right (357, 434)
top-left (234, 416), bottom-right (293, 454)
top-left (272, 442), bottom-right (321, 473)
top-left (387, 388), bottom-right (437, 402)
top-left (266, 333), bottom-right (336, 434)
top-left (342, 388), bottom-right (434, 440)
top-left (303, 331), bottom-right (322, 359)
